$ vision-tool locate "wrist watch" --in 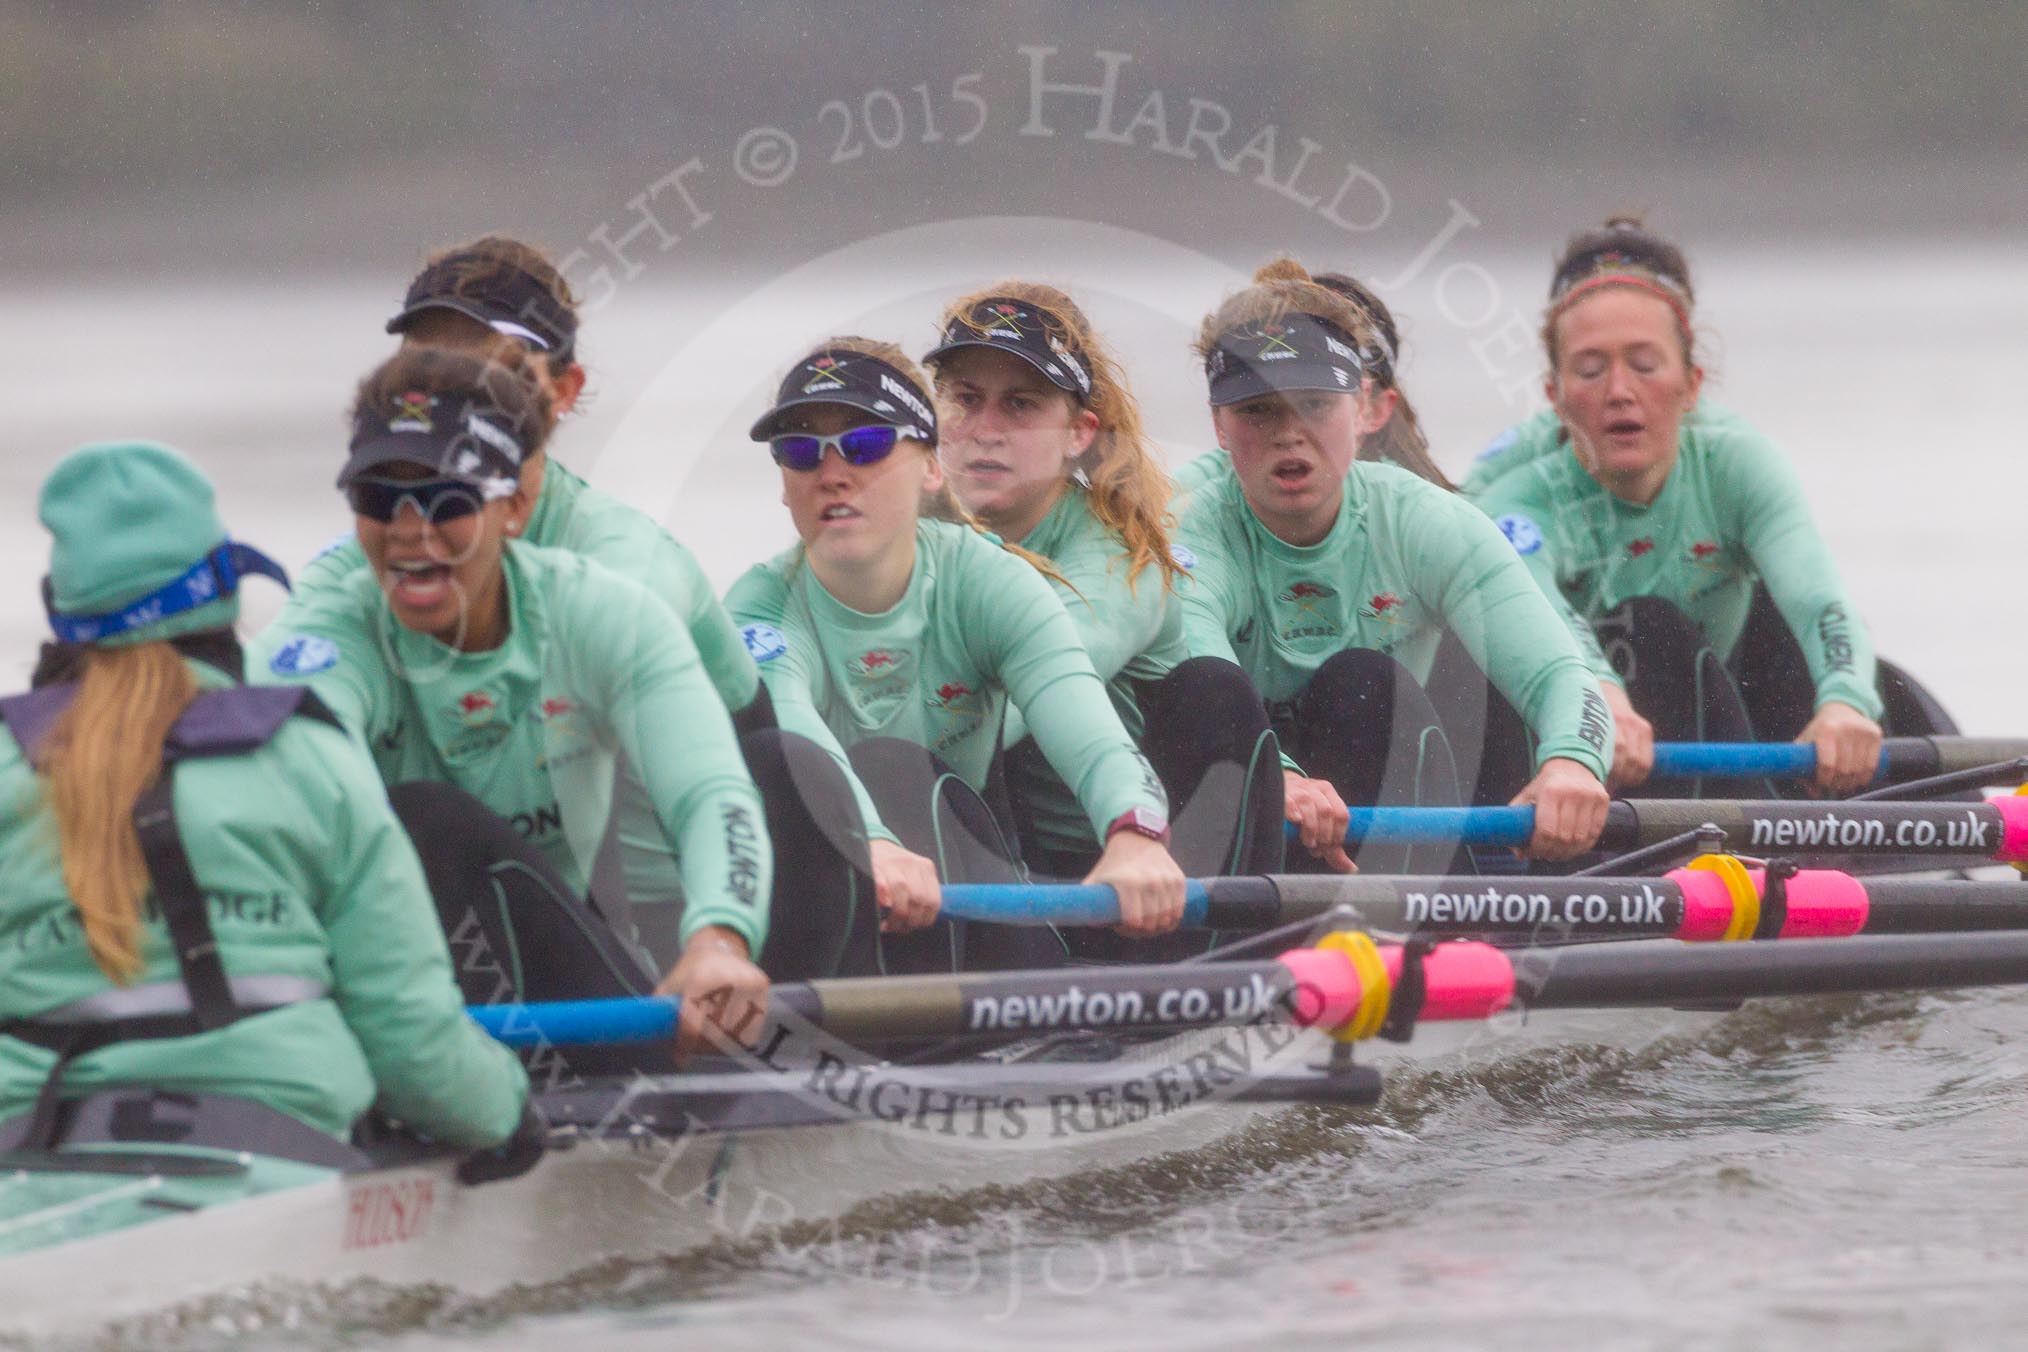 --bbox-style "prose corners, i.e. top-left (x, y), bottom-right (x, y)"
top-left (1106, 806), bottom-right (1171, 845)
